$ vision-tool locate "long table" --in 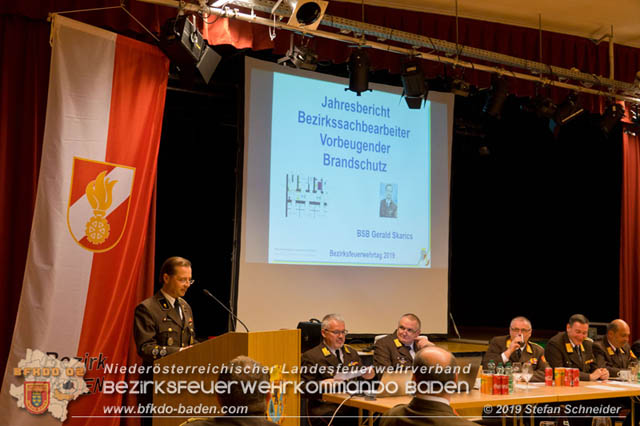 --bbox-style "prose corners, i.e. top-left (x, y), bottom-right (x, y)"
top-left (324, 382), bottom-right (640, 425)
